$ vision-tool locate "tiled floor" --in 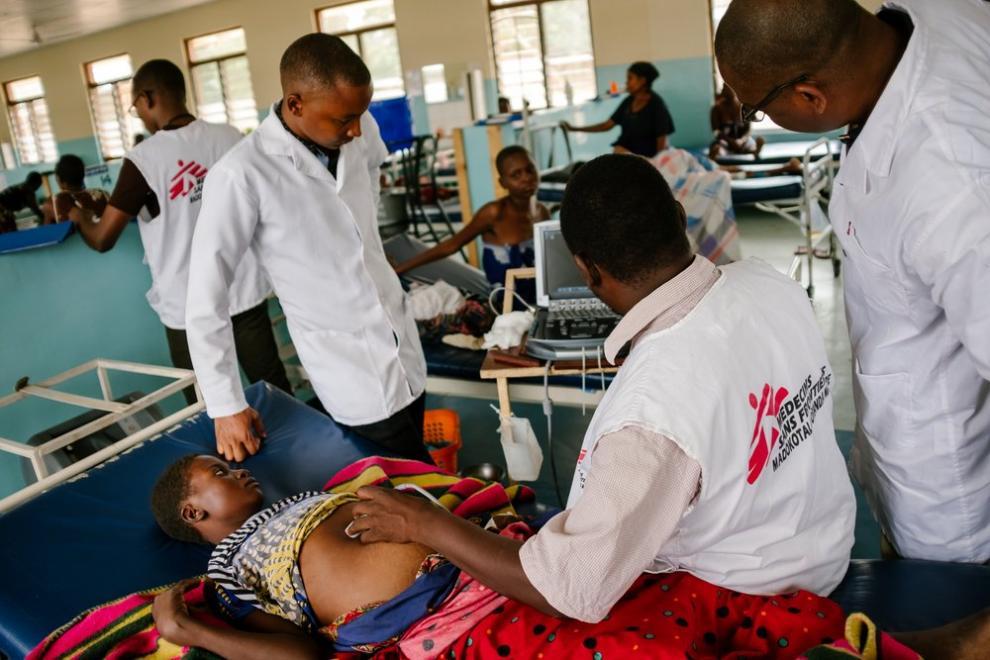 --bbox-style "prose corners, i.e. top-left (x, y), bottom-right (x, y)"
top-left (426, 208), bottom-right (881, 557)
